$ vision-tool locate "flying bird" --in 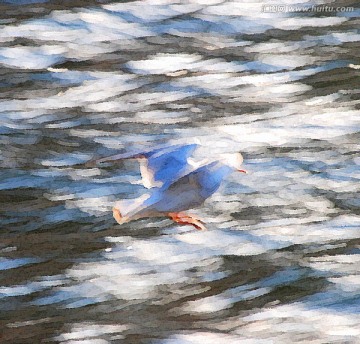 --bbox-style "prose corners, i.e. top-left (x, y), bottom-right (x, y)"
top-left (96, 144), bottom-right (246, 230)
